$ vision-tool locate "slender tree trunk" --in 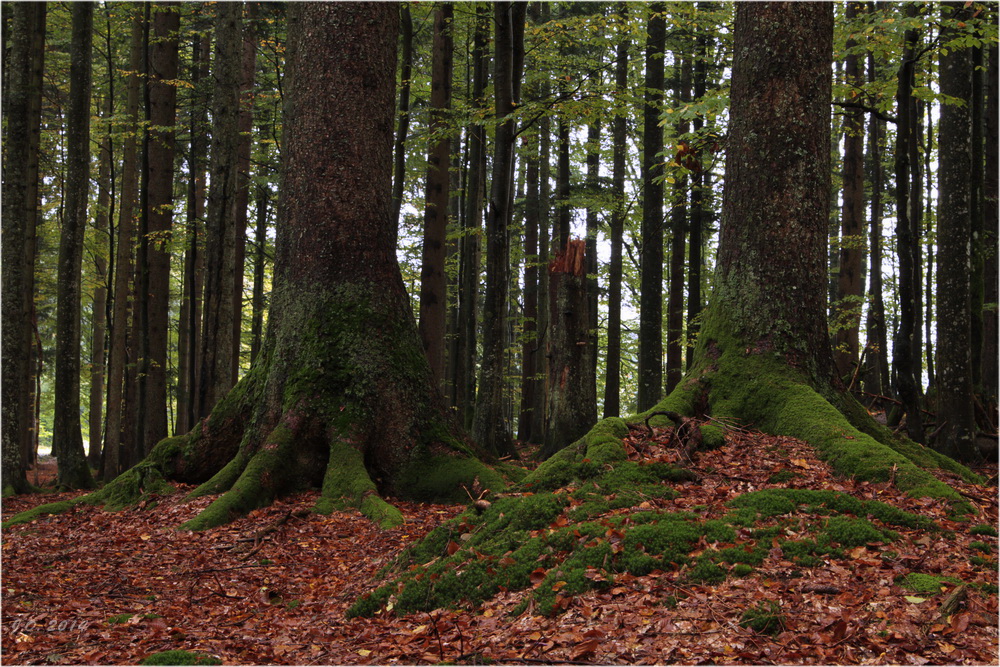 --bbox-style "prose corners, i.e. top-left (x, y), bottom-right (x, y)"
top-left (141, 2), bottom-right (180, 453)
top-left (935, 3), bottom-right (977, 461)
top-left (53, 1), bottom-right (96, 489)
top-left (584, 120), bottom-right (600, 409)
top-left (390, 3), bottom-right (413, 235)
top-left (457, 2), bottom-right (488, 431)
top-left (250, 183), bottom-right (269, 365)
top-left (197, 2), bottom-right (244, 419)
top-left (603, 2), bottom-right (628, 418)
top-left (418, 2), bottom-right (454, 390)
top-left (532, 4), bottom-right (552, 441)
top-left (104, 11), bottom-right (143, 481)
top-left (1, 2), bottom-right (45, 494)
top-left (555, 120), bottom-right (571, 250)
top-left (833, 0), bottom-right (866, 381)
top-left (890, 6), bottom-right (924, 442)
top-left (637, 2), bottom-right (666, 412)
top-left (231, 2), bottom-right (258, 383)
top-left (969, 36), bottom-right (985, 391)
top-left (518, 130), bottom-right (540, 442)
top-left (687, 3), bottom-right (711, 372)
top-left (88, 97), bottom-right (113, 465)
top-left (473, 1), bottom-right (518, 458)
top-left (666, 57), bottom-right (691, 394)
